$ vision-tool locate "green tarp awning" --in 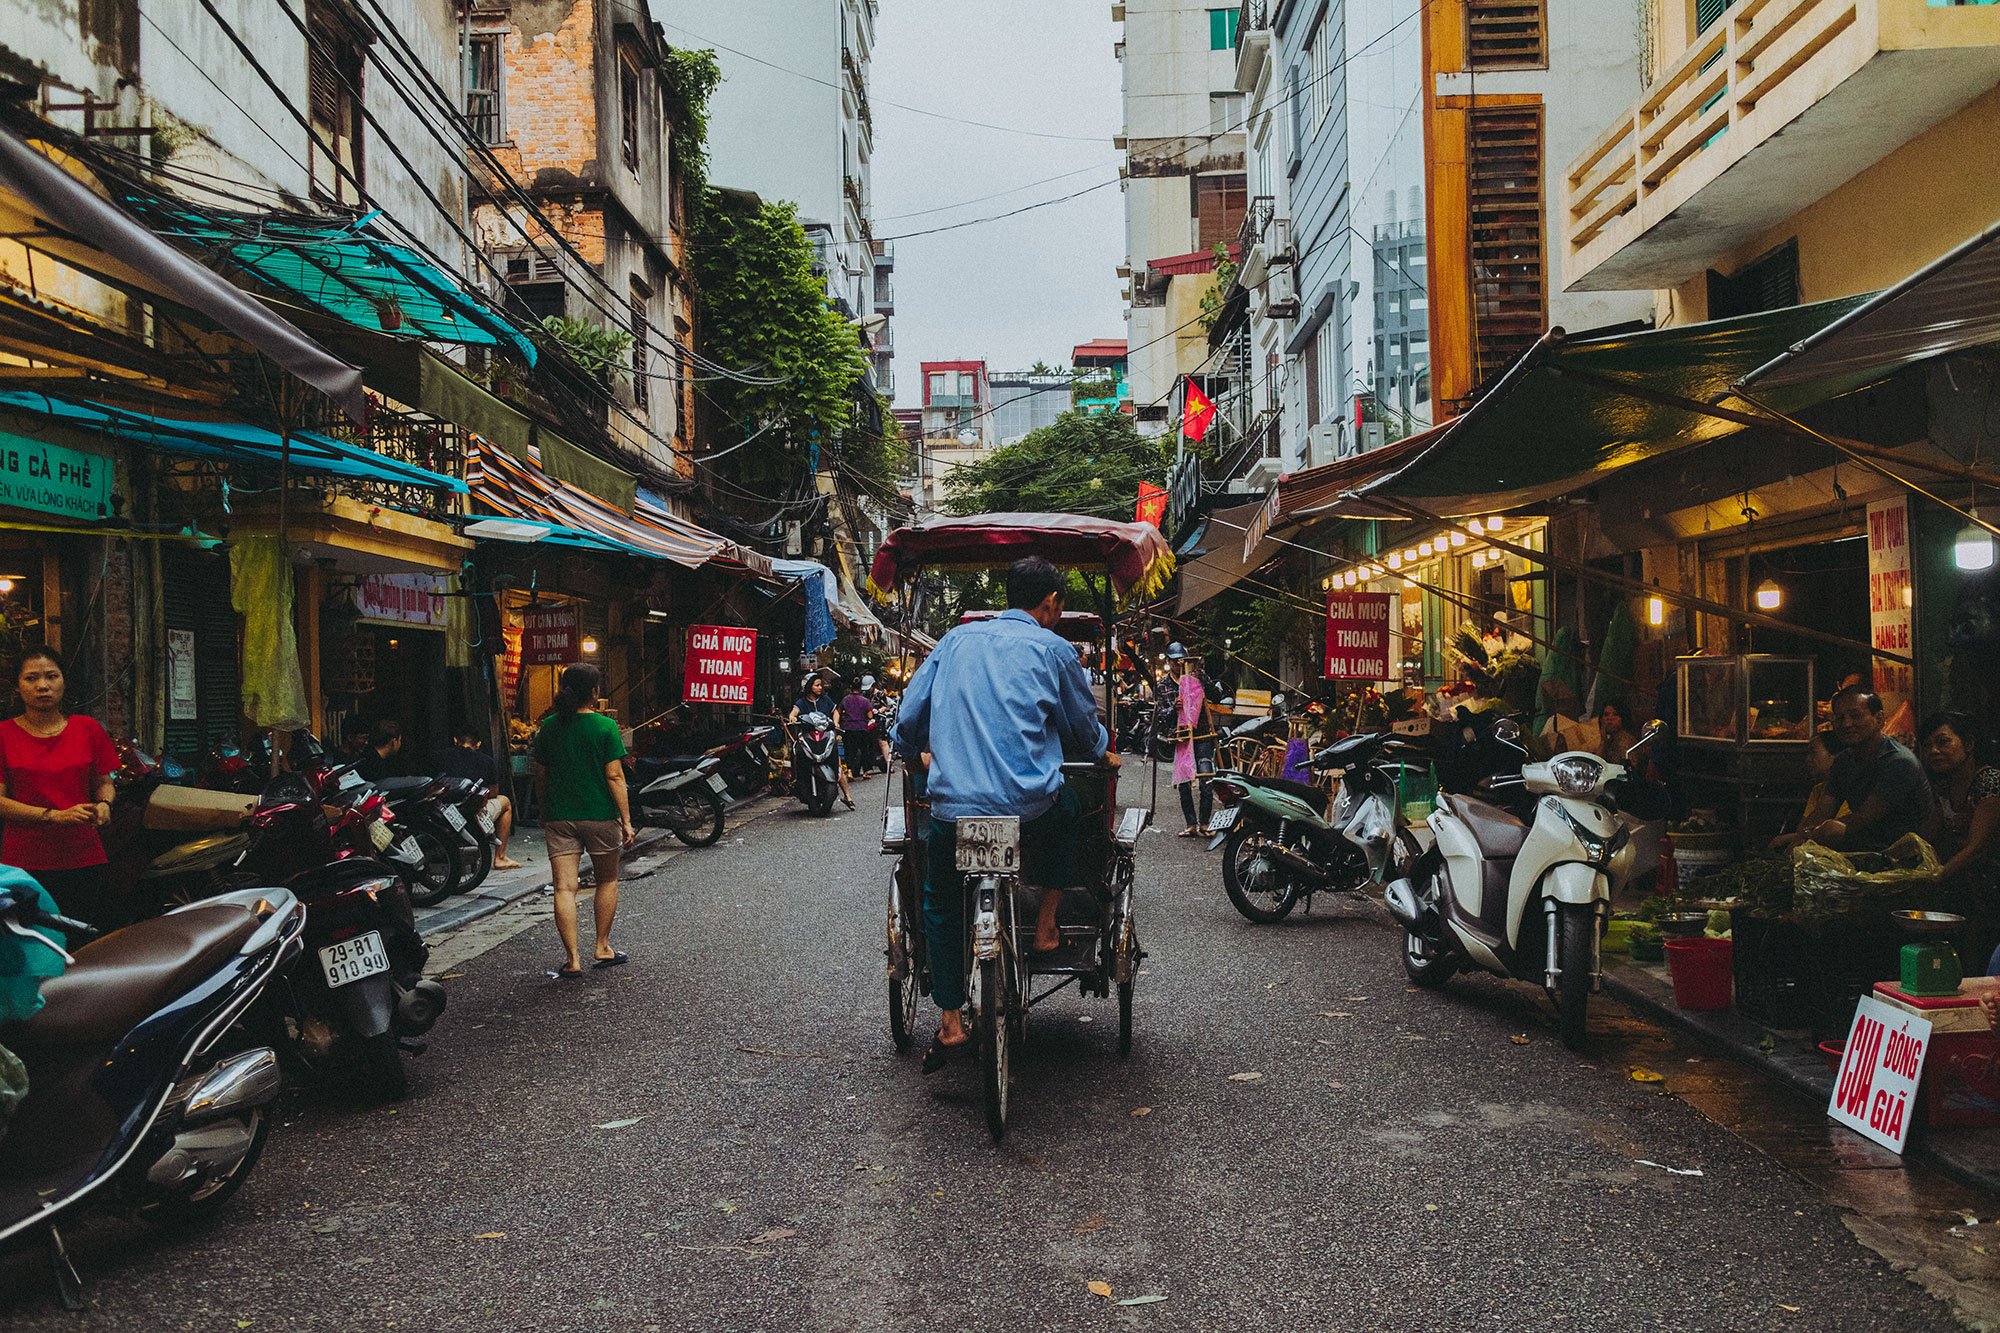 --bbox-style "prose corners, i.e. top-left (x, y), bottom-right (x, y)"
top-left (122, 197), bottom-right (538, 366)
top-left (1360, 295), bottom-right (1880, 515)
